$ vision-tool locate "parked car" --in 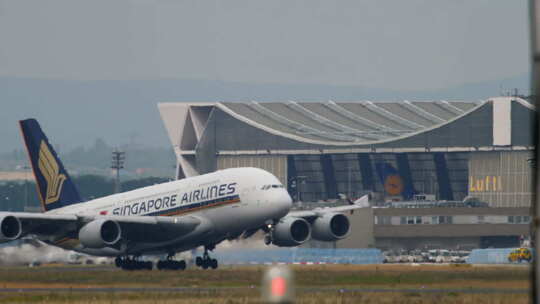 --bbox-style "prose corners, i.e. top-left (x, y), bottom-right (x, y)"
top-left (436, 249), bottom-right (452, 263)
top-left (397, 250), bottom-right (410, 263)
top-left (383, 251), bottom-right (399, 263)
top-left (457, 250), bottom-right (471, 263)
top-left (408, 250), bottom-right (424, 263)
top-left (427, 249), bottom-right (439, 263)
